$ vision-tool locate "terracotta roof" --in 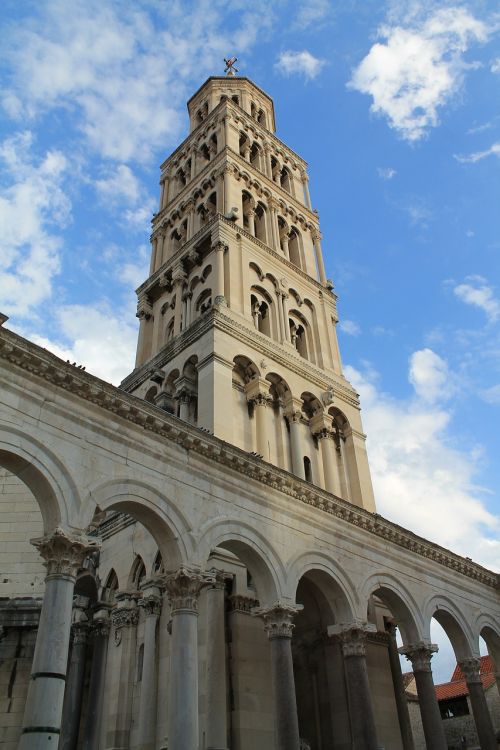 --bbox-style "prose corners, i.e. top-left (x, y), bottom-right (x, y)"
top-left (435, 656), bottom-right (496, 701)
